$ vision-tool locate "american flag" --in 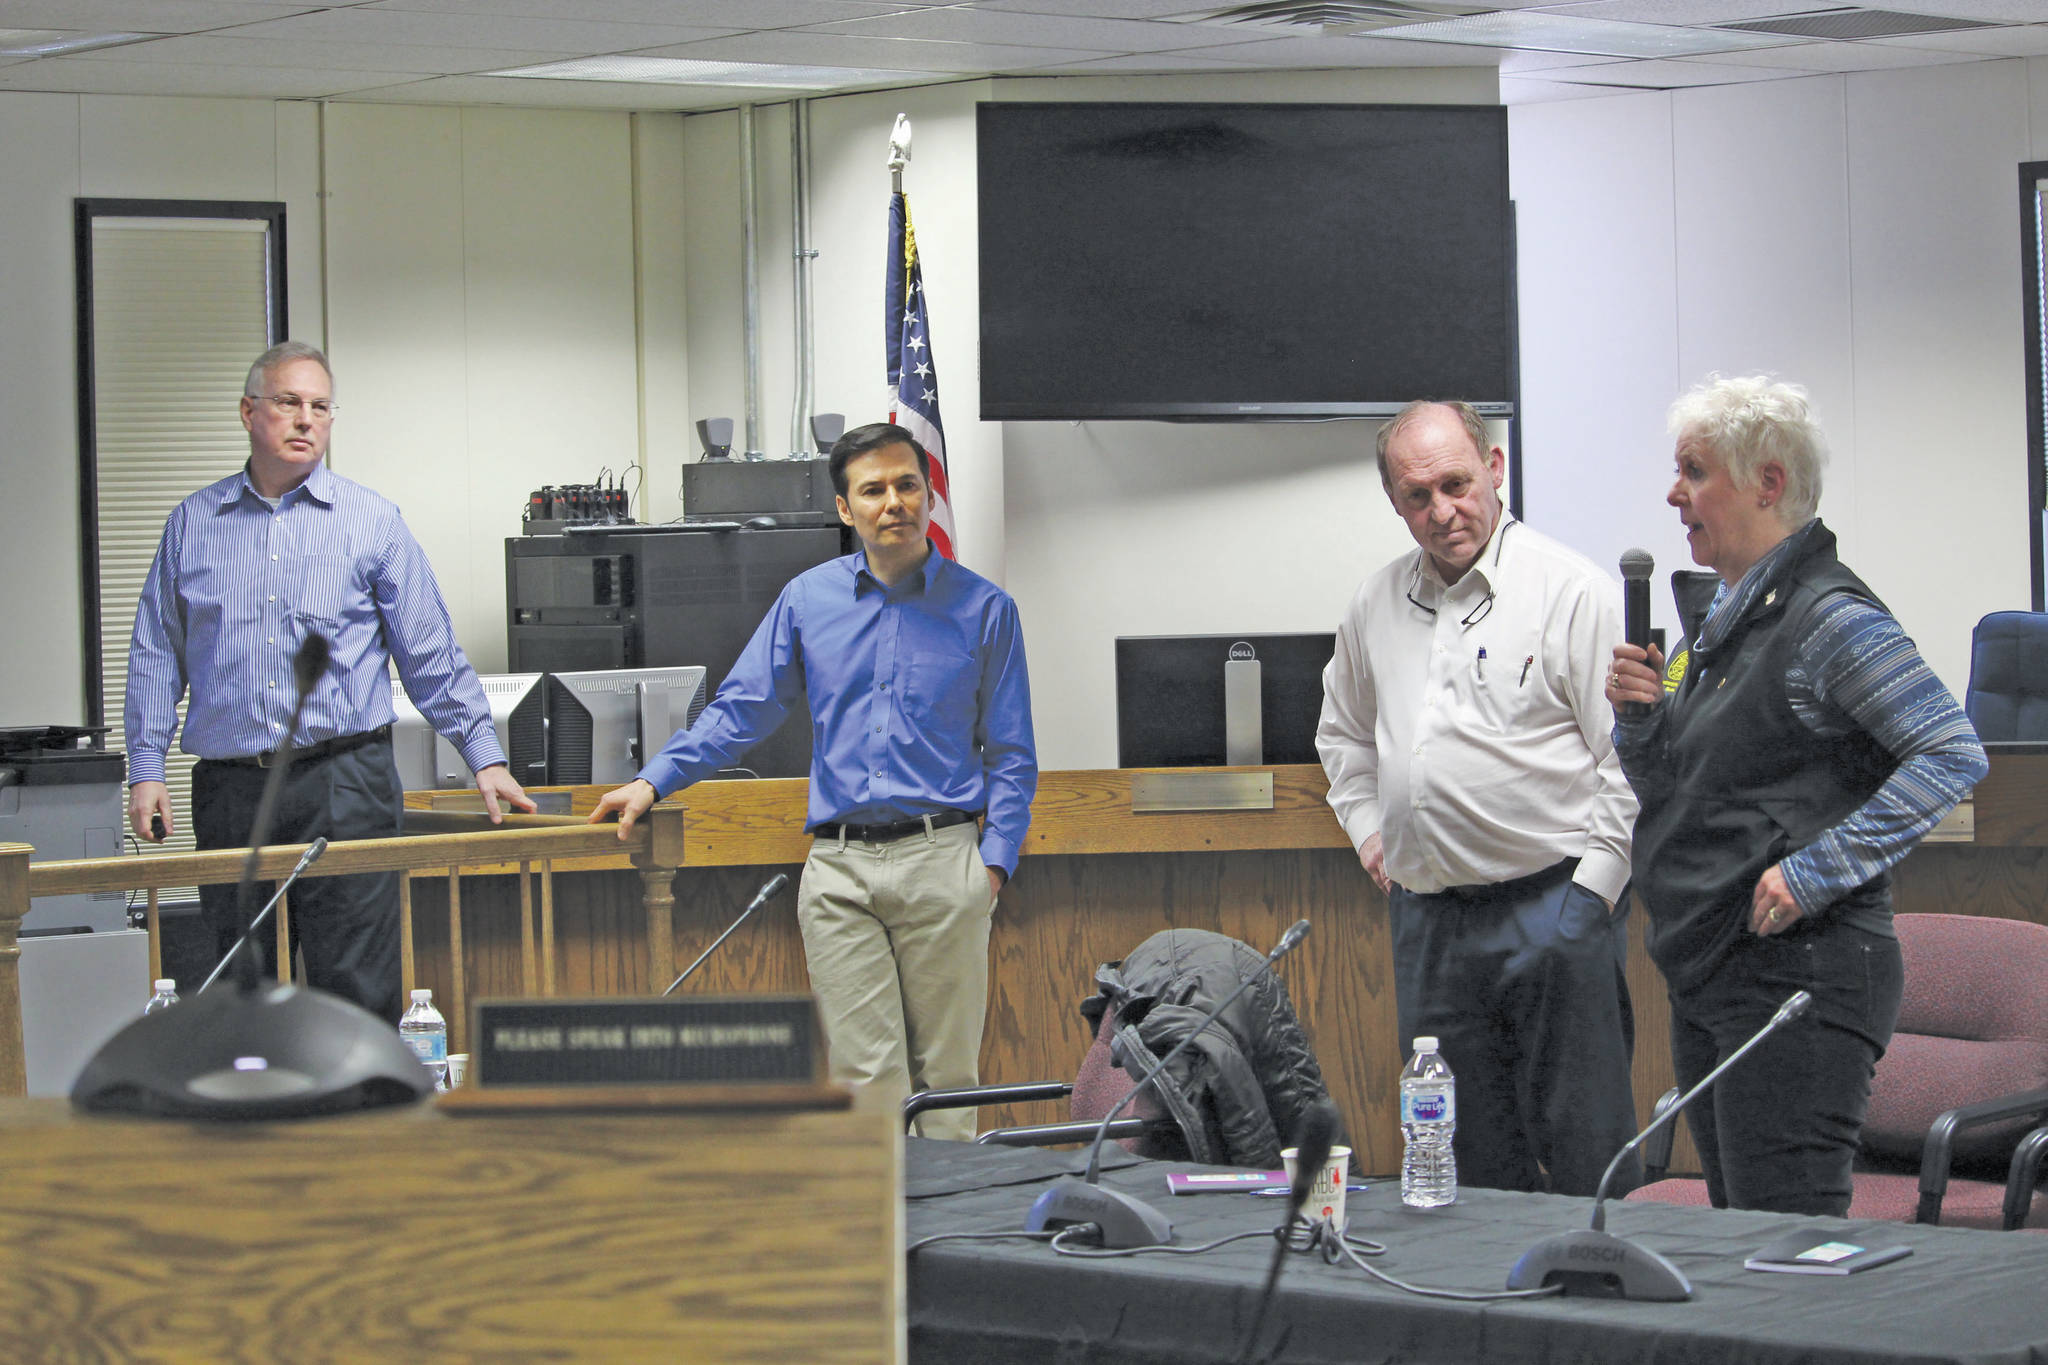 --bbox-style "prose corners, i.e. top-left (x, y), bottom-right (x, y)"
top-left (886, 190), bottom-right (956, 559)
